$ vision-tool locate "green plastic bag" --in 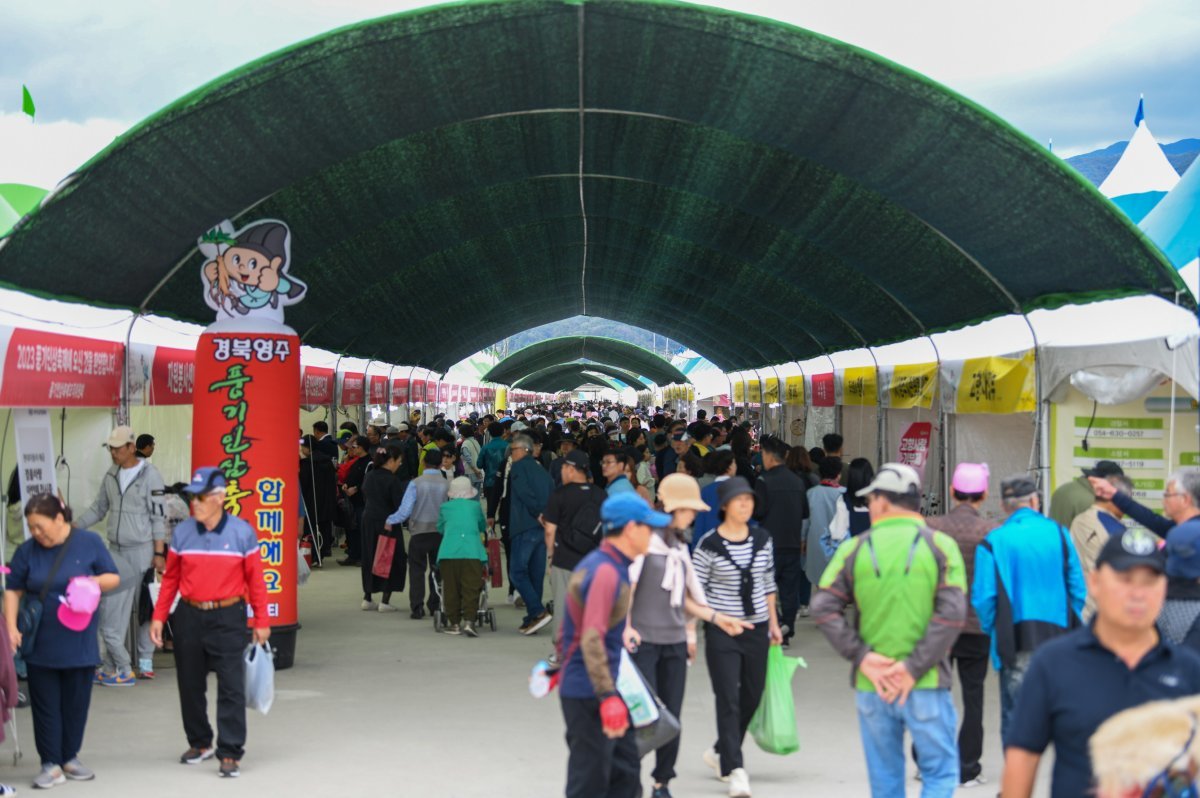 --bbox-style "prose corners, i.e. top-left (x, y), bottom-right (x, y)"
top-left (748, 645), bottom-right (806, 755)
